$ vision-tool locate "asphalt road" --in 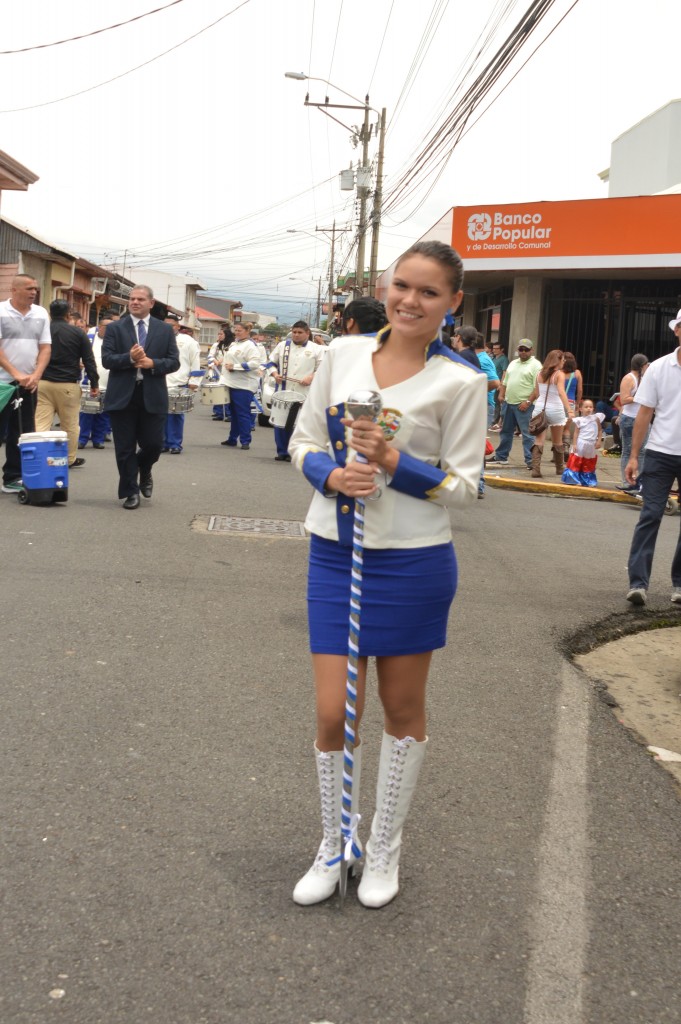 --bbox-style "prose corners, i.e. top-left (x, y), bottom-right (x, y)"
top-left (1, 405), bottom-right (680, 1024)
